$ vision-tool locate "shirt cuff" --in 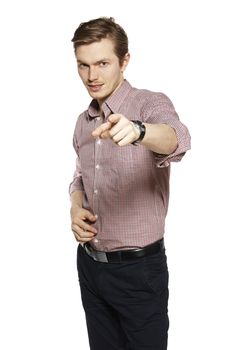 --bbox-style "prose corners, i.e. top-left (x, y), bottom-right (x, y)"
top-left (154, 119), bottom-right (191, 168)
top-left (69, 177), bottom-right (85, 195)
